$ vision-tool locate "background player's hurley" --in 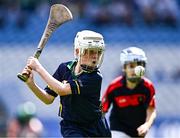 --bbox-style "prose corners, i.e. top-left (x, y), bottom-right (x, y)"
top-left (17, 4), bottom-right (73, 82)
